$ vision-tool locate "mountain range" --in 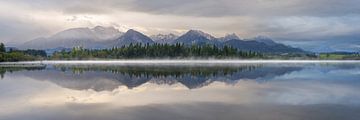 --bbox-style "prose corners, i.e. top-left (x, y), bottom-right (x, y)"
top-left (20, 26), bottom-right (305, 54)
